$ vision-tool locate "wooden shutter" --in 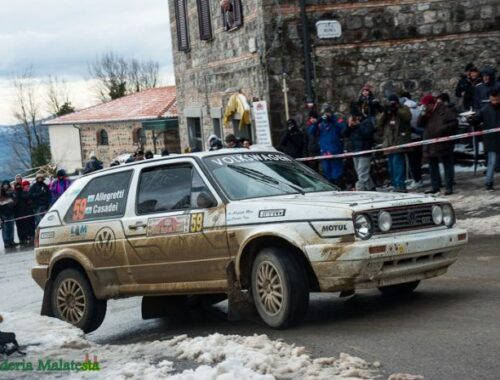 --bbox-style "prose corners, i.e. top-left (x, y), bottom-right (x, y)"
top-left (197, 0), bottom-right (213, 41)
top-left (174, 0), bottom-right (190, 52)
top-left (232, 0), bottom-right (243, 28)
